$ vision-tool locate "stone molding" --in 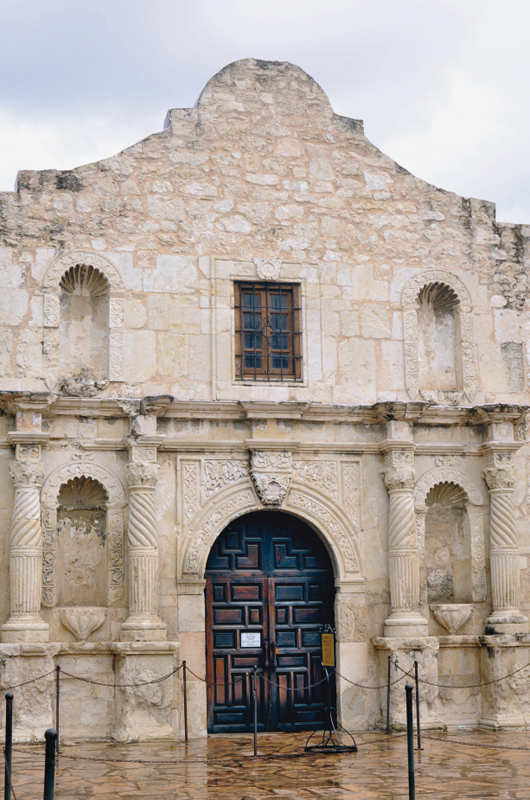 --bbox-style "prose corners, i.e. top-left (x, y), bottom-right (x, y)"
top-left (401, 269), bottom-right (477, 401)
top-left (414, 467), bottom-right (484, 506)
top-left (181, 483), bottom-right (361, 579)
top-left (40, 460), bottom-right (126, 608)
